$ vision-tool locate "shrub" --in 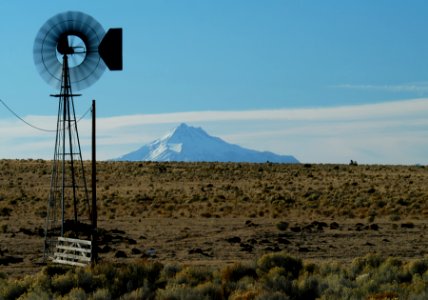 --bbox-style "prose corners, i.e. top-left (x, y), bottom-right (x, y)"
top-left (221, 263), bottom-right (257, 283)
top-left (370, 258), bottom-right (405, 285)
top-left (195, 282), bottom-right (224, 300)
top-left (297, 275), bottom-right (319, 300)
top-left (92, 262), bottom-right (116, 283)
top-left (255, 291), bottom-right (290, 300)
top-left (157, 285), bottom-right (207, 300)
top-left (257, 253), bottom-right (302, 279)
top-left (3, 252), bottom-right (428, 299)
top-left (234, 276), bottom-right (257, 294)
top-left (350, 254), bottom-right (384, 278)
top-left (43, 264), bottom-right (71, 277)
top-left (51, 273), bottom-right (75, 296)
top-left (260, 267), bottom-right (296, 296)
top-left (389, 214), bottom-right (401, 221)
top-left (19, 286), bottom-right (52, 300)
top-left (121, 287), bottom-right (150, 300)
top-left (316, 273), bottom-right (355, 300)
top-left (92, 288), bottom-right (112, 300)
top-left (74, 268), bottom-right (97, 293)
top-left (160, 263), bottom-right (182, 281)
top-left (276, 222), bottom-right (289, 231)
top-left (229, 288), bottom-right (260, 300)
top-left (63, 287), bottom-right (87, 300)
top-left (407, 259), bottom-right (428, 276)
top-left (109, 261), bottom-right (162, 298)
top-left (0, 281), bottom-right (28, 300)
top-left (366, 291), bottom-right (399, 300)
top-left (0, 206), bottom-right (12, 217)
top-left (27, 272), bottom-right (52, 296)
top-left (174, 265), bottom-right (214, 287)
top-left (221, 263), bottom-right (258, 298)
